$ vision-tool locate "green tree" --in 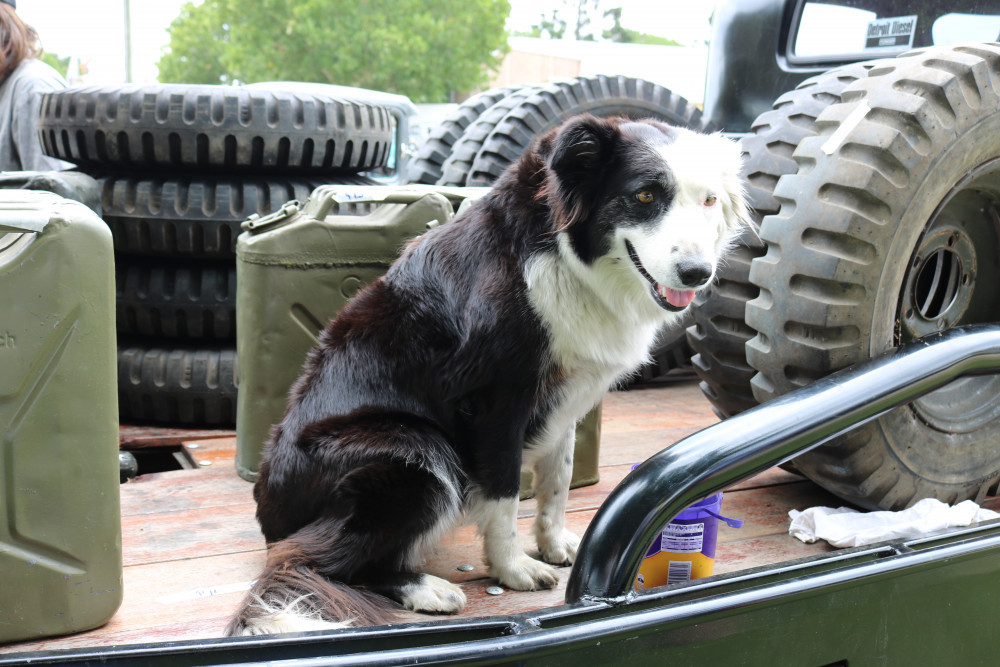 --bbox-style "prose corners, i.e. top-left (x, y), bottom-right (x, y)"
top-left (525, 9), bottom-right (568, 39)
top-left (157, 0), bottom-right (510, 102)
top-left (156, 1), bottom-right (229, 84)
top-left (602, 7), bottom-right (681, 45)
top-left (524, 2), bottom-right (681, 45)
top-left (528, 0), bottom-right (595, 40)
top-left (38, 51), bottom-right (70, 77)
